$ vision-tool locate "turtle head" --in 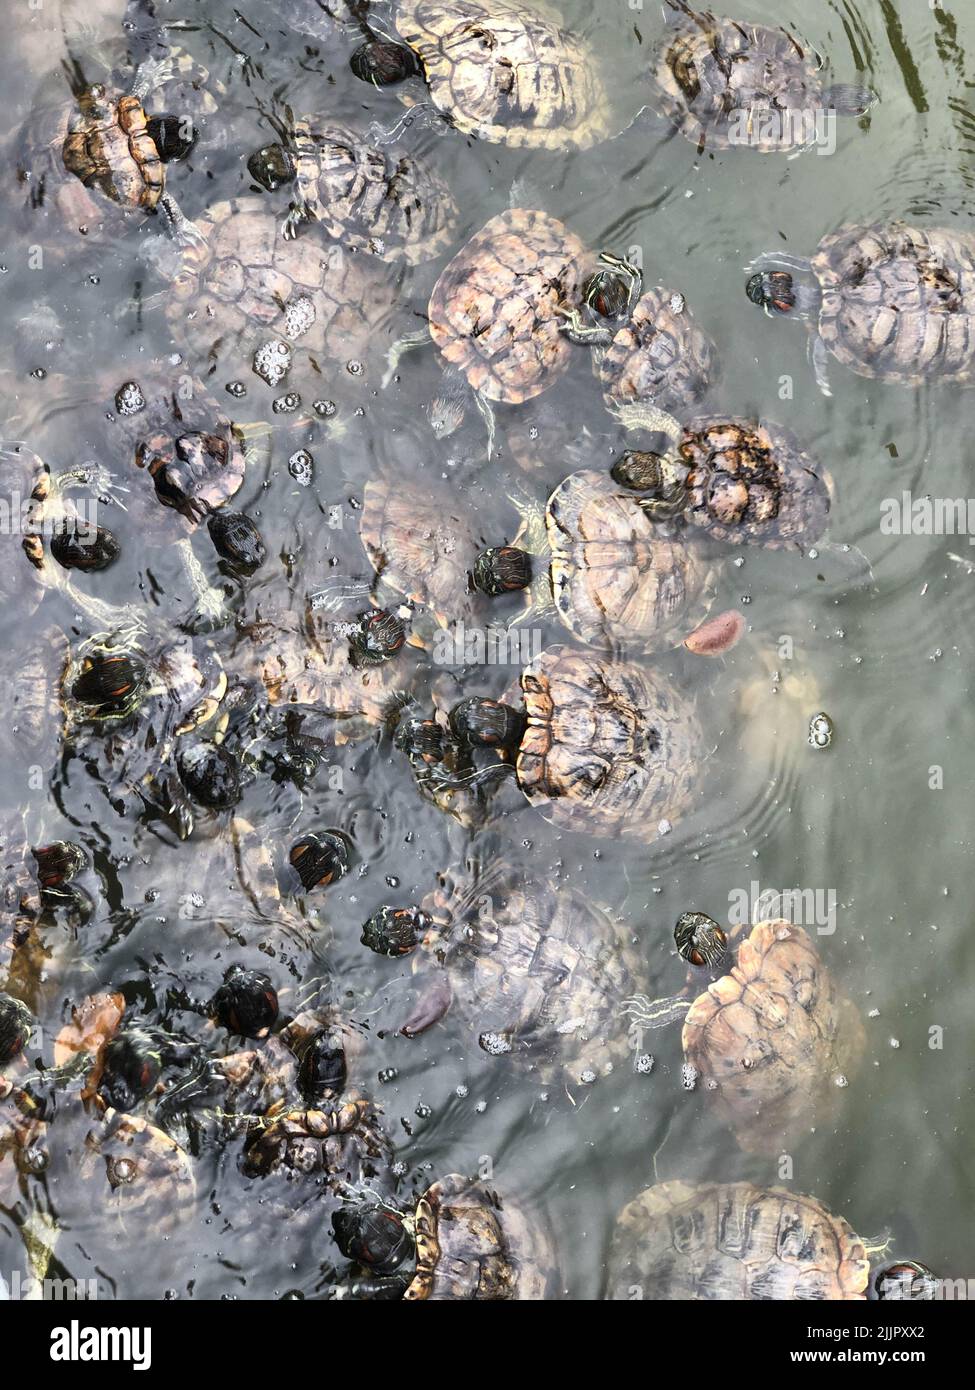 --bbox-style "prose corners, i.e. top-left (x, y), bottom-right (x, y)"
top-left (247, 143), bottom-right (296, 192)
top-left (674, 912), bottom-right (728, 969)
top-left (297, 1029), bottom-right (348, 1104)
top-left (746, 270), bottom-right (797, 315)
top-left (349, 41), bottom-right (417, 86)
top-left (98, 1028), bottom-right (163, 1112)
top-left (472, 546), bottom-right (532, 597)
top-left (449, 697), bottom-right (525, 752)
top-left (78, 83), bottom-right (112, 119)
top-left (873, 1262), bottom-right (938, 1301)
top-left (349, 608), bottom-right (407, 666)
top-left (0, 993), bottom-right (34, 1065)
top-left (333, 1205), bottom-right (414, 1275)
top-left (70, 649), bottom-right (150, 721)
top-left (32, 840), bottom-right (86, 888)
top-left (147, 114), bottom-right (198, 163)
top-left (584, 259), bottom-right (639, 320)
top-left (210, 966), bottom-right (279, 1039)
top-left (611, 450), bottom-right (688, 521)
top-left (289, 832), bottom-right (351, 892)
top-left (176, 739), bottom-right (242, 810)
top-left (427, 368), bottom-right (469, 439)
top-left (394, 716), bottom-right (445, 765)
top-left (361, 905), bottom-right (431, 957)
